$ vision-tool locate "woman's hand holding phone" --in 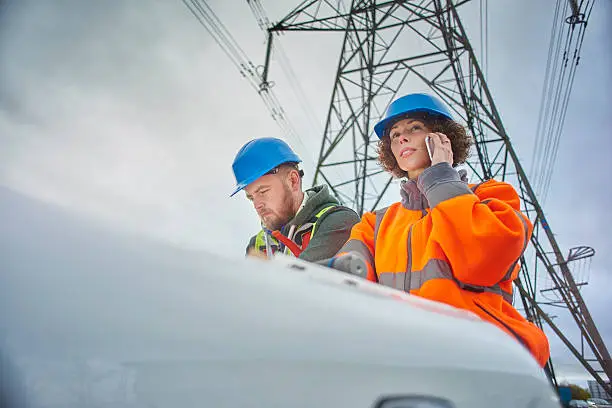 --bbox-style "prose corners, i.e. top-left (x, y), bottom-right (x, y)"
top-left (426, 133), bottom-right (453, 166)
